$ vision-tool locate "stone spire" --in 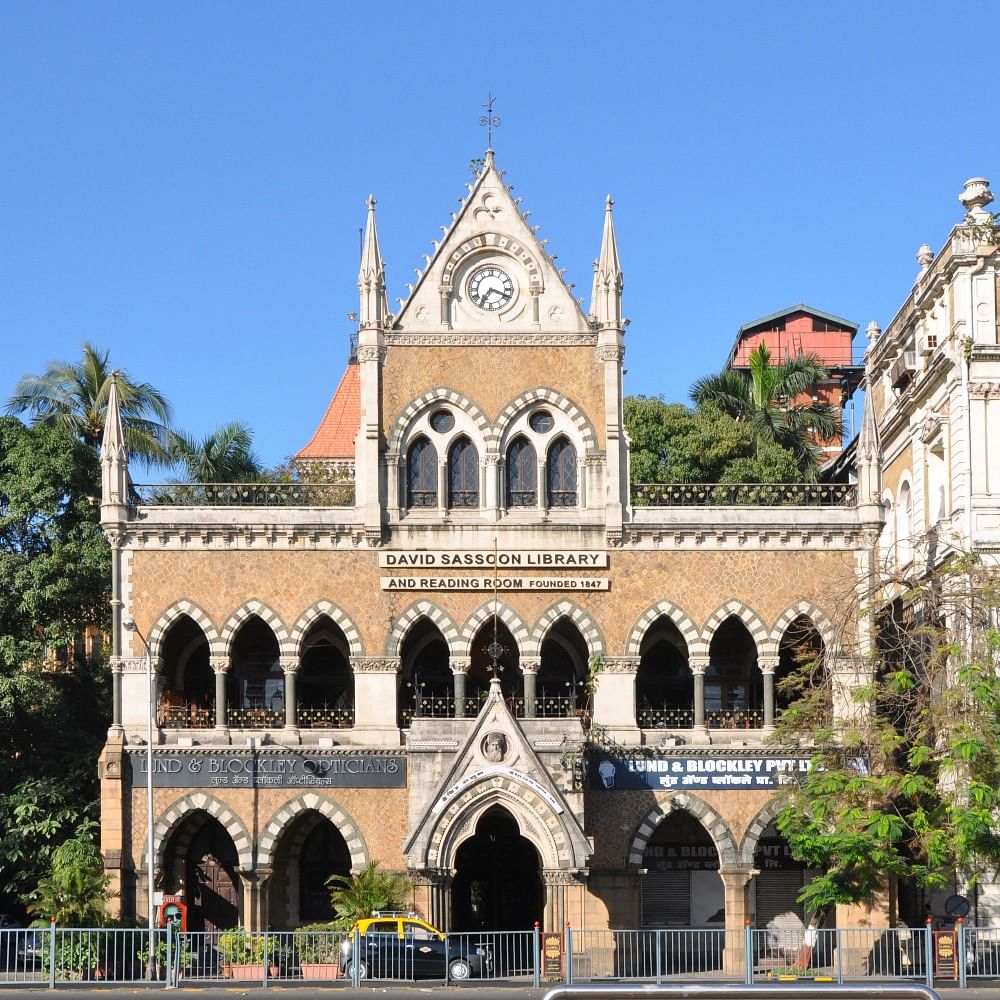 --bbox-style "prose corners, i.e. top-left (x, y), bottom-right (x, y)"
top-left (358, 194), bottom-right (388, 329)
top-left (857, 377), bottom-right (882, 504)
top-left (591, 195), bottom-right (623, 327)
top-left (100, 371), bottom-right (130, 514)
